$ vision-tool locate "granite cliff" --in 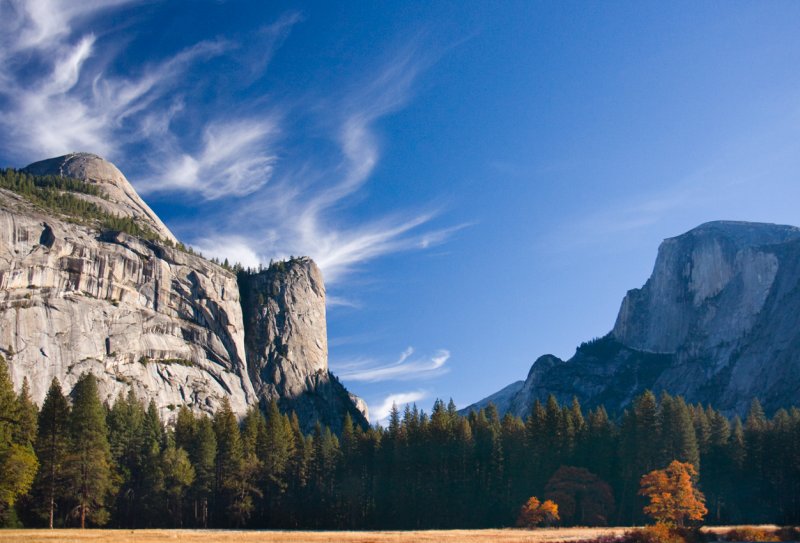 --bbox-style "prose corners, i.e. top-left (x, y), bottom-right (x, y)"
top-left (0, 152), bottom-right (366, 431)
top-left (467, 221), bottom-right (800, 417)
